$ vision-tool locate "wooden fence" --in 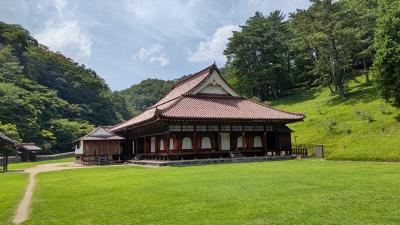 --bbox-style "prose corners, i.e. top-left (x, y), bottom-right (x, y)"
top-left (291, 146), bottom-right (308, 156)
